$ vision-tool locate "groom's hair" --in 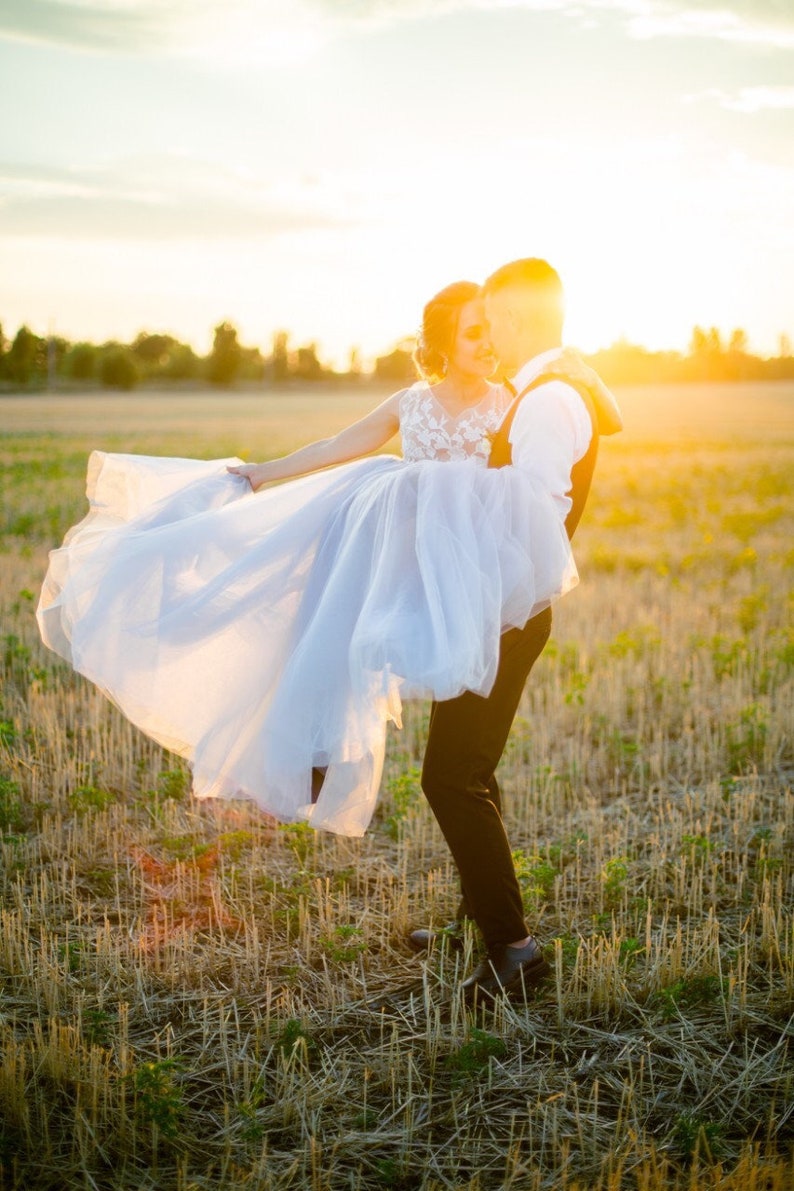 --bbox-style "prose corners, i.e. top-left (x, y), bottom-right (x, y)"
top-left (483, 258), bottom-right (565, 337)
